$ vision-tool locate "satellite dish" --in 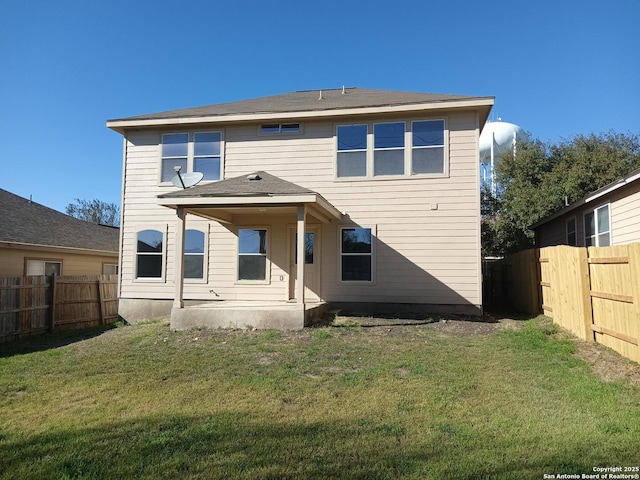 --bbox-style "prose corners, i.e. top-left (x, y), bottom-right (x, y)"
top-left (172, 171), bottom-right (204, 189)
